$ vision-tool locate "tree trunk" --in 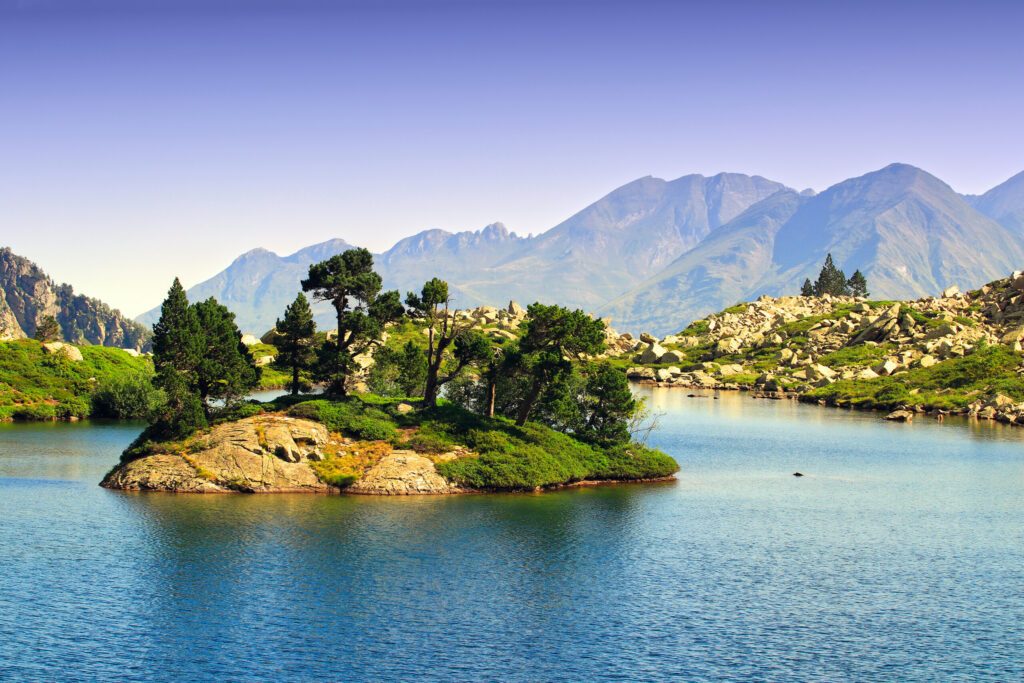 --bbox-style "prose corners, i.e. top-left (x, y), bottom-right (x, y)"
top-left (515, 378), bottom-right (544, 426)
top-left (486, 377), bottom-right (497, 418)
top-left (291, 363), bottom-right (300, 396)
